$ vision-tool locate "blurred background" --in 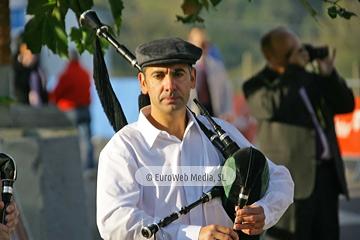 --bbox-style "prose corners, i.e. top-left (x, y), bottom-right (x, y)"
top-left (1, 0), bottom-right (360, 239)
top-left (11, 0), bottom-right (360, 138)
